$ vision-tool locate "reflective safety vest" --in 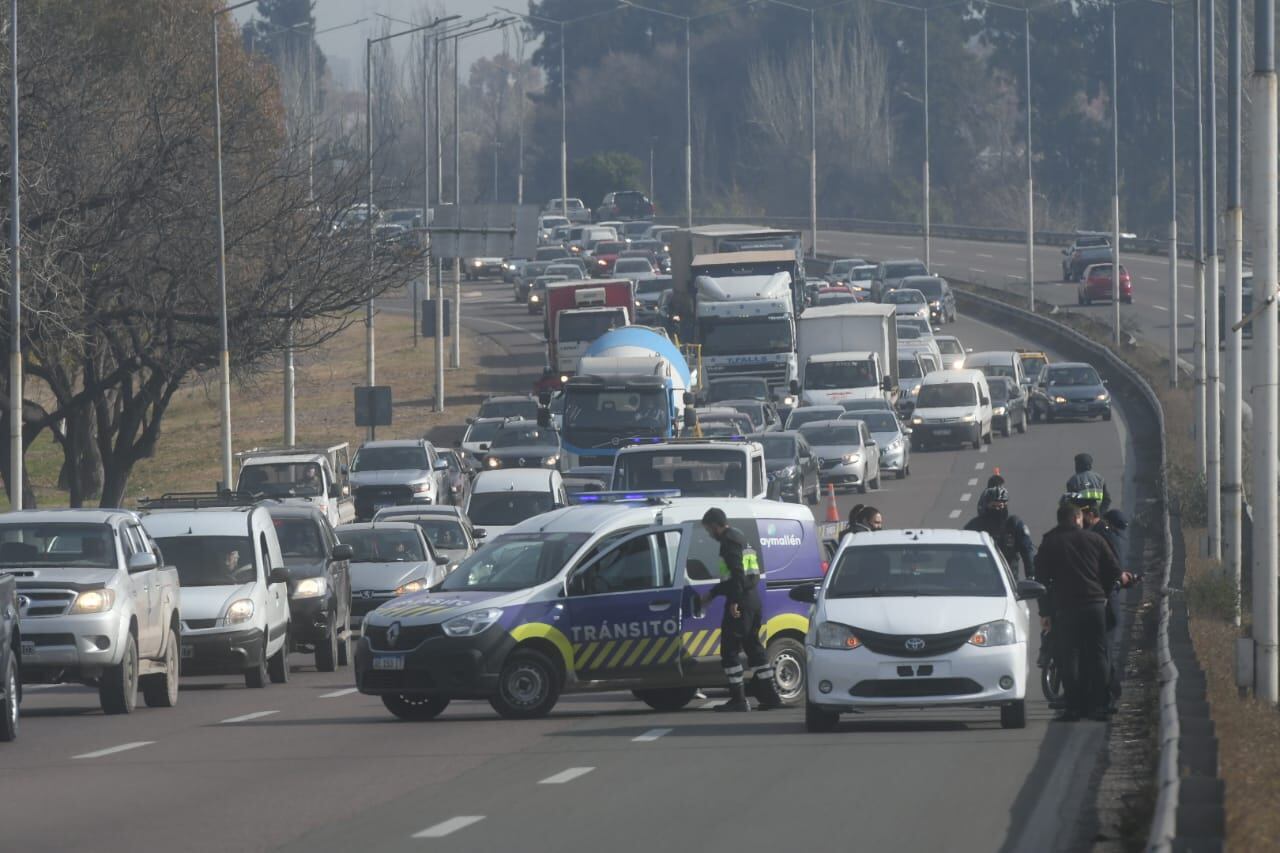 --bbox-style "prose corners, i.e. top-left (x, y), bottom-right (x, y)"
top-left (1068, 471), bottom-right (1107, 506)
top-left (719, 546), bottom-right (763, 579)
